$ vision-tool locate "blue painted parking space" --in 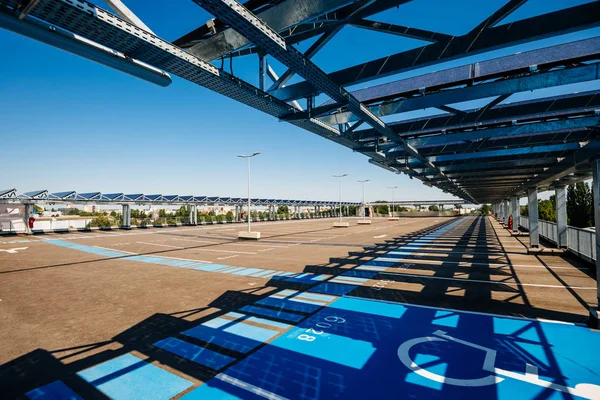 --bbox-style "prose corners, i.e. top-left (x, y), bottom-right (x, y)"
top-left (188, 296), bottom-right (600, 399)
top-left (77, 354), bottom-right (193, 400)
top-left (26, 380), bottom-right (83, 400)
